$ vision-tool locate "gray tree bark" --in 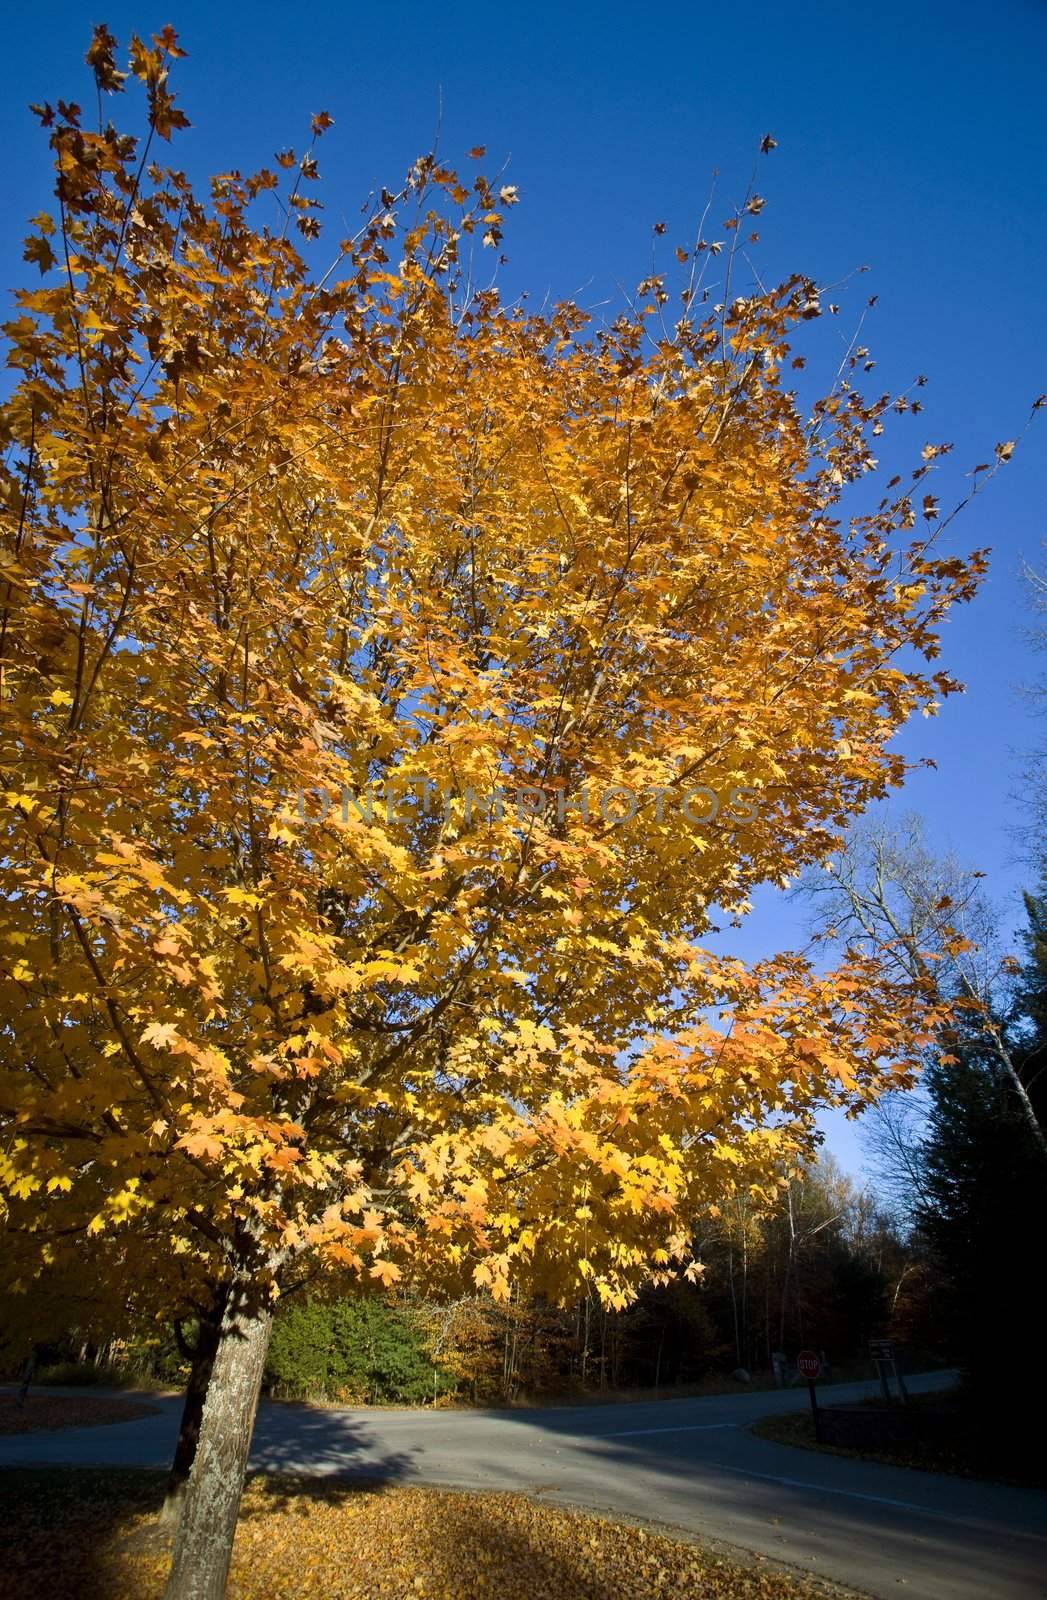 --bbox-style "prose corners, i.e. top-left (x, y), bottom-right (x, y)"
top-left (163, 1285), bottom-right (273, 1600)
top-left (160, 1309), bottom-right (223, 1528)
